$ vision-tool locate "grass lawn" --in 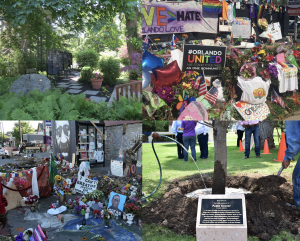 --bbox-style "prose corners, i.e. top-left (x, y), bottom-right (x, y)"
top-left (143, 132), bottom-right (300, 241)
